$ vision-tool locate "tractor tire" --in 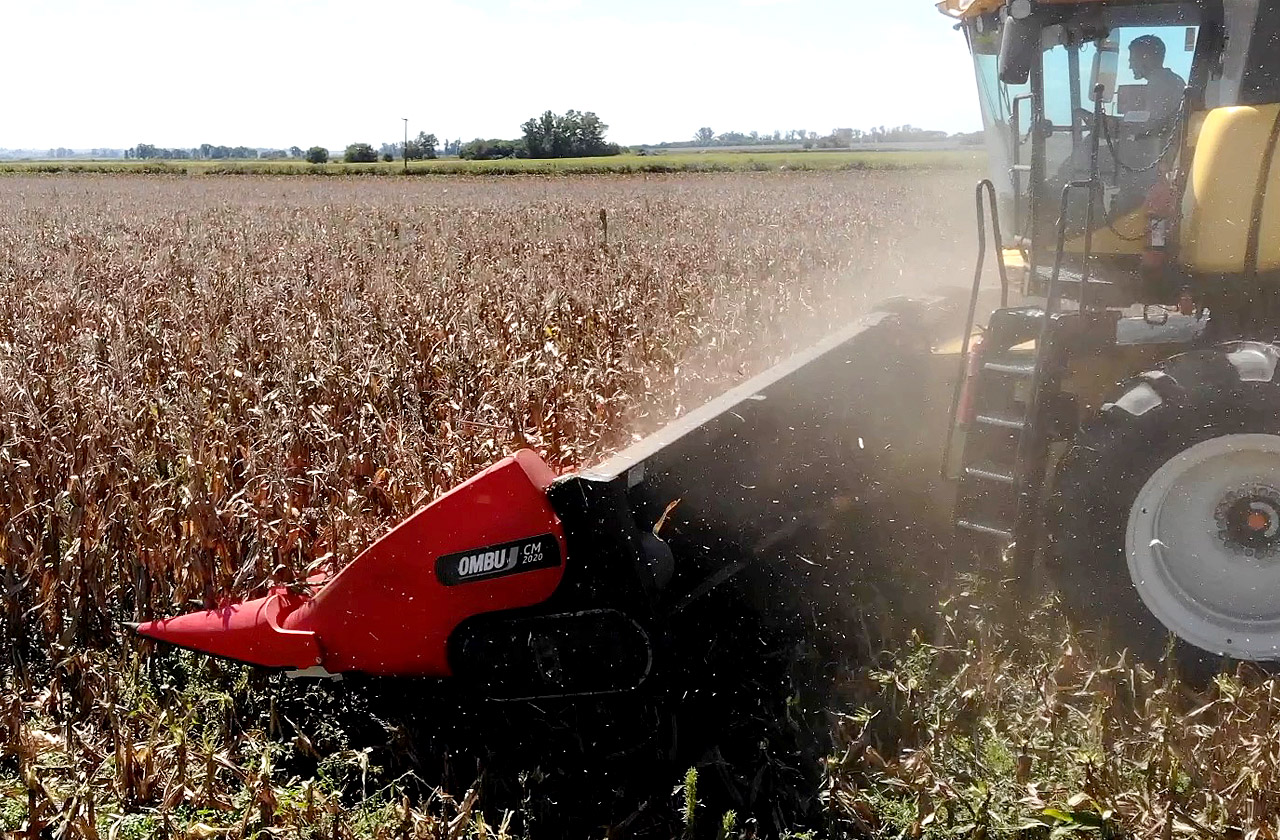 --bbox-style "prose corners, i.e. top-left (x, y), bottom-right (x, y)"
top-left (1050, 341), bottom-right (1280, 674)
